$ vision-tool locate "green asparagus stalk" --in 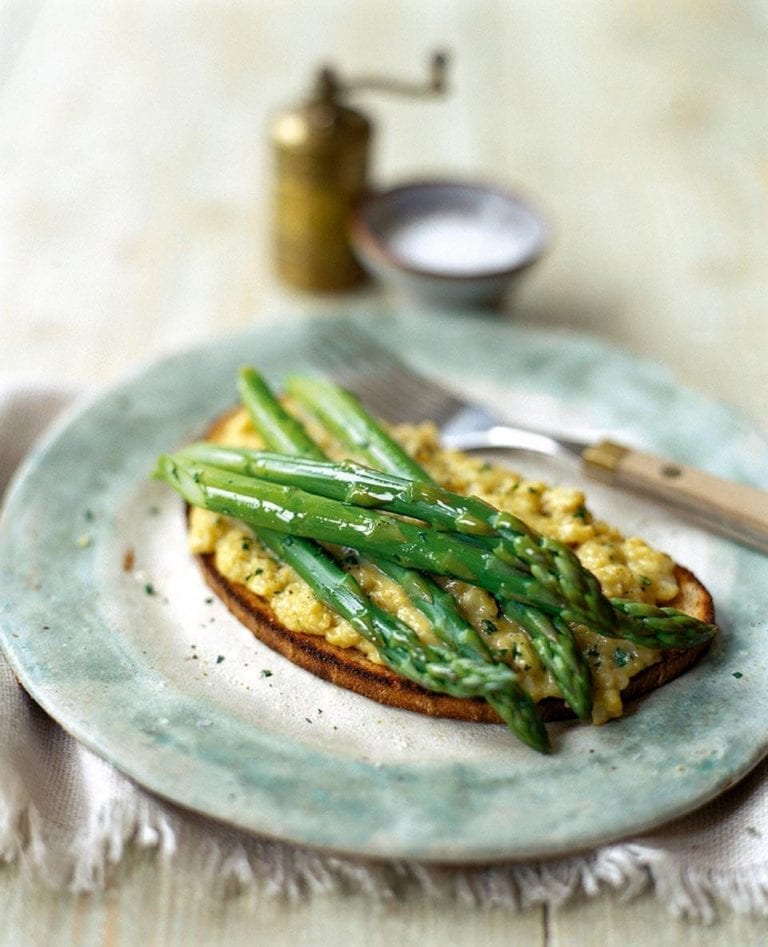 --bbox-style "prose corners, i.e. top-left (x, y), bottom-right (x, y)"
top-left (238, 368), bottom-right (324, 460)
top-left (235, 369), bottom-right (550, 747)
top-left (609, 600), bottom-right (718, 650)
top-left (286, 375), bottom-right (428, 481)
